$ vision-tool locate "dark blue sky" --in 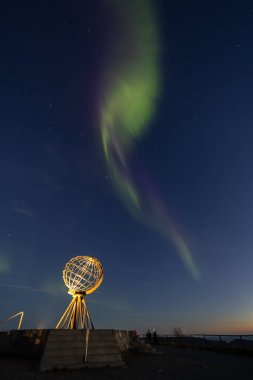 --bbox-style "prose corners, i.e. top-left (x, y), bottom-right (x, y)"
top-left (1, 0), bottom-right (253, 334)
